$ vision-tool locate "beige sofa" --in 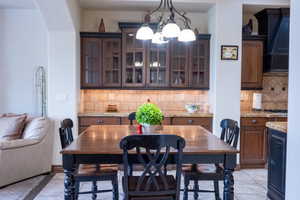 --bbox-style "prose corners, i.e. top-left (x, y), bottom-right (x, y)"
top-left (0, 116), bottom-right (53, 187)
